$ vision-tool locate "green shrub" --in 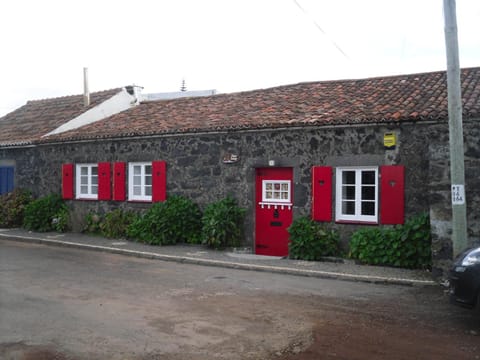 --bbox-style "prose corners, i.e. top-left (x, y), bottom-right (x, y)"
top-left (288, 217), bottom-right (340, 260)
top-left (201, 196), bottom-right (245, 249)
top-left (83, 212), bottom-right (103, 234)
top-left (0, 188), bottom-right (32, 228)
top-left (52, 206), bottom-right (69, 232)
top-left (100, 209), bottom-right (136, 239)
top-left (23, 194), bottom-right (69, 232)
top-left (127, 195), bottom-right (202, 245)
top-left (349, 212), bottom-right (432, 269)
